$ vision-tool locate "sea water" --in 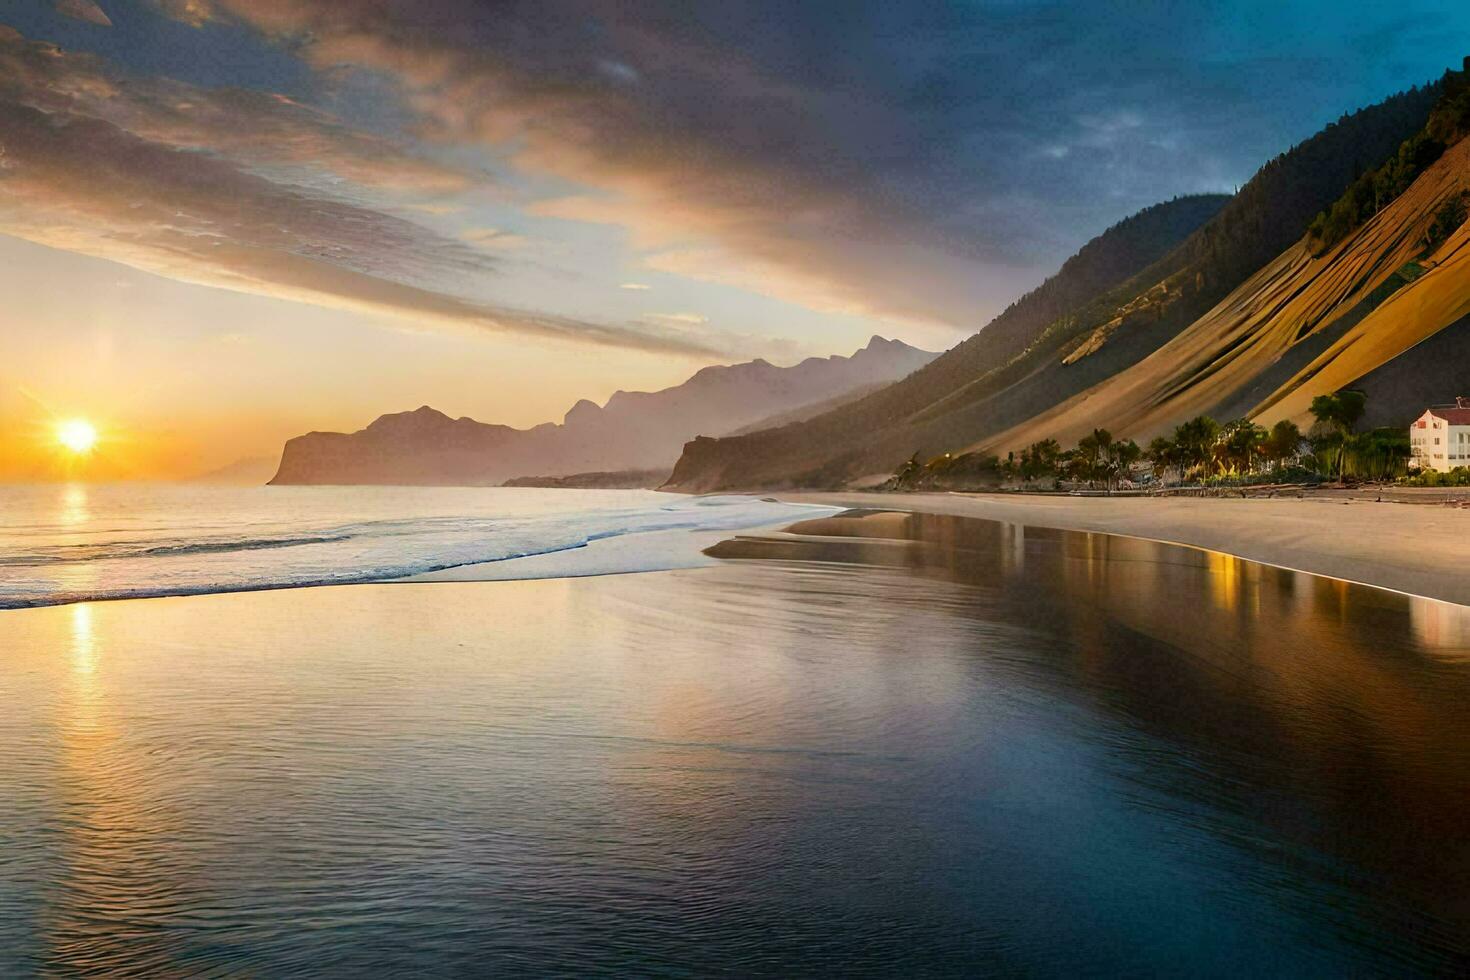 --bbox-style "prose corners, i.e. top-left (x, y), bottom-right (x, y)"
top-left (2, 513), bottom-right (1468, 974)
top-left (0, 483), bottom-right (827, 608)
